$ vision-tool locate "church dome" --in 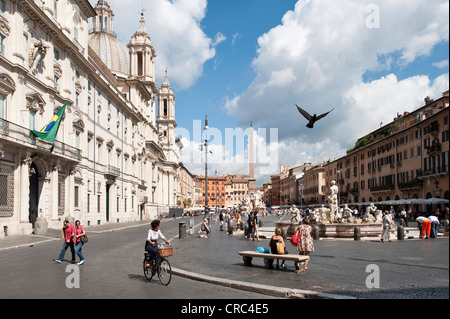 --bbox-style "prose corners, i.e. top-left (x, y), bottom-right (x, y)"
top-left (89, 32), bottom-right (130, 77)
top-left (88, 0), bottom-right (130, 77)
